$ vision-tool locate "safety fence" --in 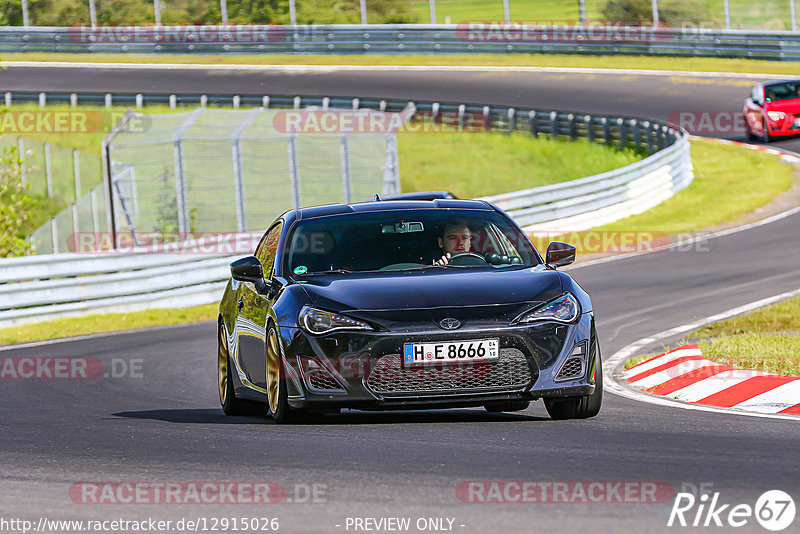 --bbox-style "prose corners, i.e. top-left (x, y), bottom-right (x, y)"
top-left (0, 252), bottom-right (232, 329)
top-left (2, 25), bottom-right (800, 59)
